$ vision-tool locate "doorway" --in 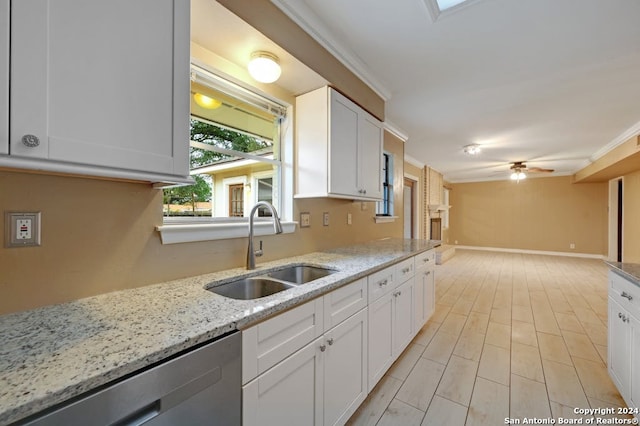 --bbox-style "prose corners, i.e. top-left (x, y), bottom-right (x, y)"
top-left (403, 177), bottom-right (417, 239)
top-left (608, 177), bottom-right (623, 262)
